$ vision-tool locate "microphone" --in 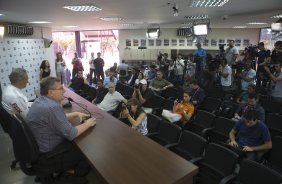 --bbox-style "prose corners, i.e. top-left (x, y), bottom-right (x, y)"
top-left (67, 97), bottom-right (92, 118)
top-left (62, 97), bottom-right (72, 108)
